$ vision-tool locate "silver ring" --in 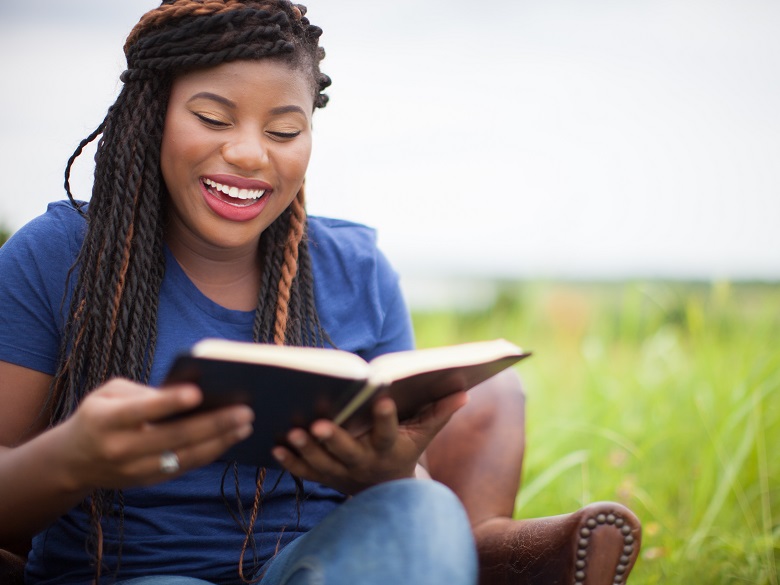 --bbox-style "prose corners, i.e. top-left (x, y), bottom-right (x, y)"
top-left (159, 450), bottom-right (180, 474)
